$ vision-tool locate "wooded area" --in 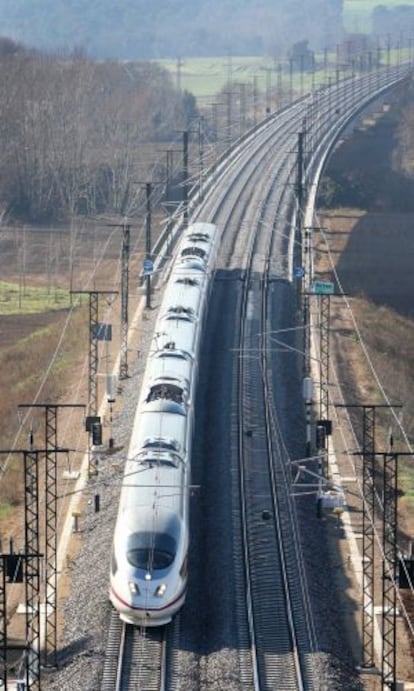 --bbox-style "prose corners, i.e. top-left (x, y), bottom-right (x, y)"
top-left (0, 40), bottom-right (197, 221)
top-left (0, 0), bottom-right (344, 59)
